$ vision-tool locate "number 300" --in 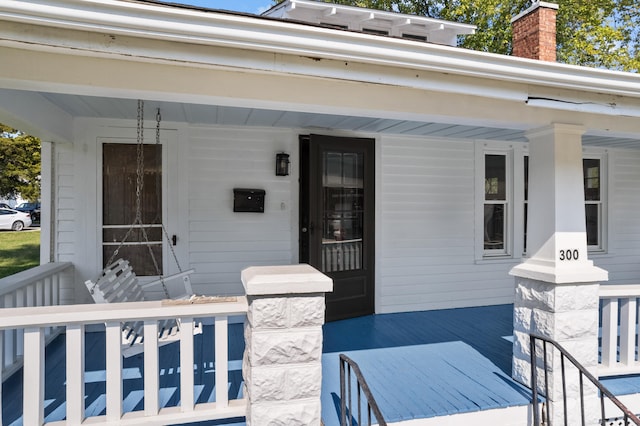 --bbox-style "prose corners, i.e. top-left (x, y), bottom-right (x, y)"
top-left (559, 249), bottom-right (579, 261)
